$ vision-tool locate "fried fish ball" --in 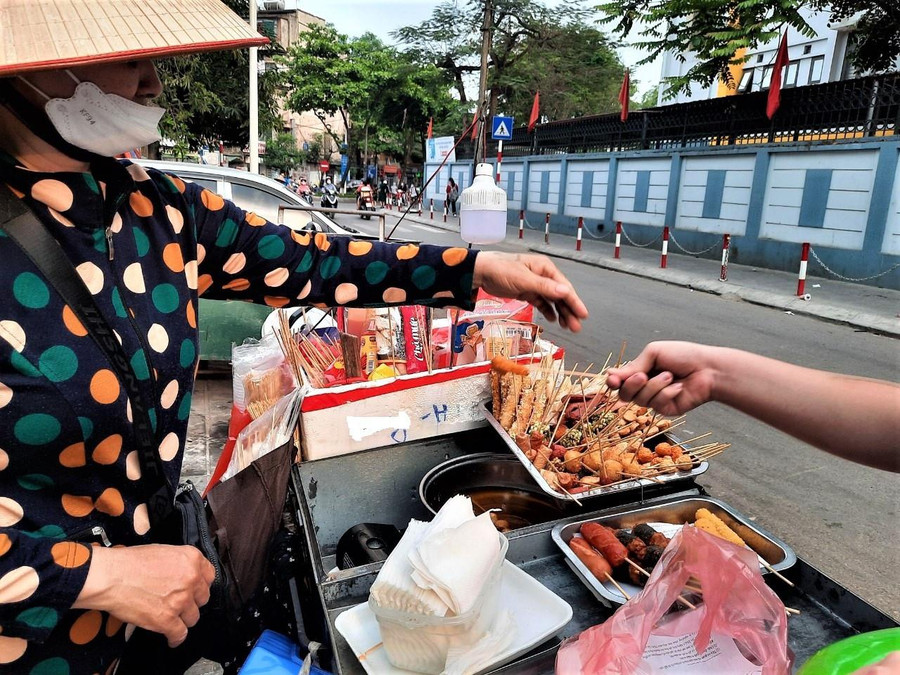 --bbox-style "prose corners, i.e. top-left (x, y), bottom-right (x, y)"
top-left (675, 455), bottom-right (694, 471)
top-left (563, 450), bottom-right (584, 473)
top-left (601, 447), bottom-right (621, 462)
top-left (621, 461), bottom-right (643, 477)
top-left (583, 449), bottom-right (603, 472)
top-left (654, 442), bottom-right (673, 457)
top-left (601, 460), bottom-right (623, 484)
top-left (636, 447), bottom-right (655, 464)
top-left (657, 457), bottom-right (677, 474)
